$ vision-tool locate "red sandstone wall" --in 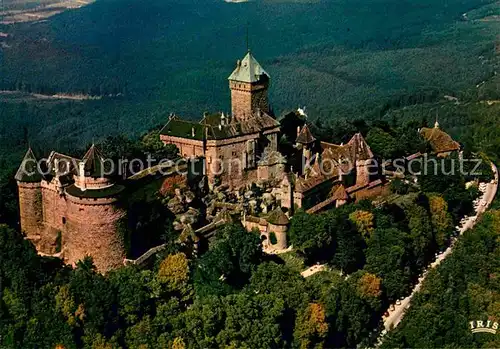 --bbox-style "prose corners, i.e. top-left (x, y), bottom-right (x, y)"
top-left (356, 160), bottom-right (372, 187)
top-left (39, 183), bottom-right (67, 254)
top-left (18, 182), bottom-right (43, 243)
top-left (160, 135), bottom-right (204, 159)
top-left (230, 81), bottom-right (269, 119)
top-left (205, 136), bottom-right (258, 188)
top-left (65, 196), bottom-right (125, 273)
top-left (352, 183), bottom-right (390, 201)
